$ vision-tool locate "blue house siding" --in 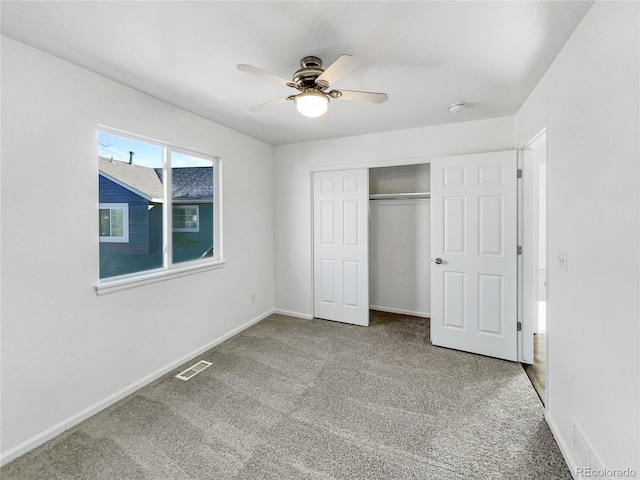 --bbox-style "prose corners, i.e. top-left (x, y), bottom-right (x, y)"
top-left (99, 176), bottom-right (164, 279)
top-left (98, 175), bottom-right (150, 255)
top-left (148, 204), bottom-right (163, 252)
